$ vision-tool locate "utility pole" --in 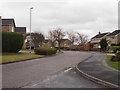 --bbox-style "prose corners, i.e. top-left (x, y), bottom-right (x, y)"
top-left (29, 7), bottom-right (33, 53)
